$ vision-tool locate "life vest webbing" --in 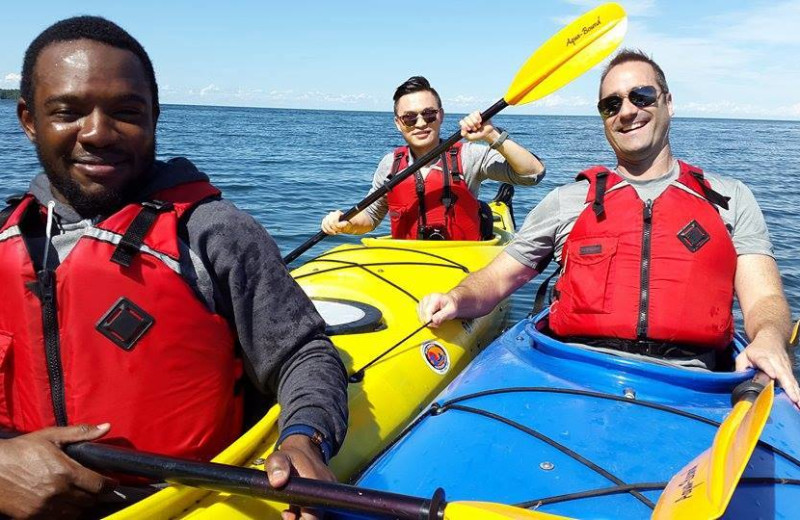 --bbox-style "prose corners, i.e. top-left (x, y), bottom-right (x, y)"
top-left (688, 171), bottom-right (730, 210)
top-left (110, 200), bottom-right (174, 267)
top-left (0, 195), bottom-right (25, 230)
